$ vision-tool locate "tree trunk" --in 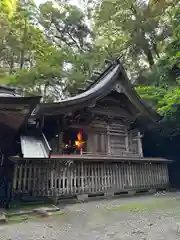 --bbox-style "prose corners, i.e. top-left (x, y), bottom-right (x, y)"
top-left (144, 48), bottom-right (155, 67)
top-left (153, 43), bottom-right (160, 58)
top-left (20, 50), bottom-right (25, 69)
top-left (9, 54), bottom-right (14, 74)
top-left (20, 18), bottom-right (27, 69)
top-left (140, 31), bottom-right (155, 67)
